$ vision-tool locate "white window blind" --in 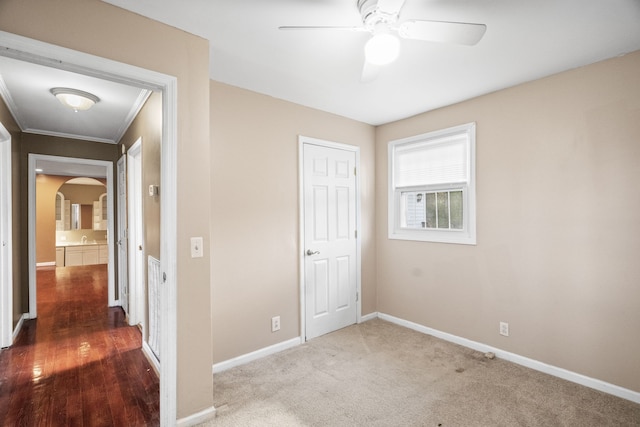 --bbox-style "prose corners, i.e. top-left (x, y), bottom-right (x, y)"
top-left (394, 134), bottom-right (469, 187)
